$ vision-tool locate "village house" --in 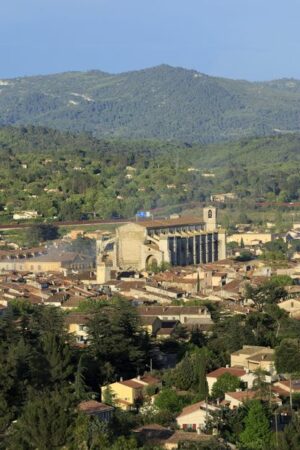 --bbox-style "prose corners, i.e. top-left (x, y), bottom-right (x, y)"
top-left (224, 390), bottom-right (282, 409)
top-left (164, 431), bottom-right (213, 449)
top-left (0, 249), bottom-right (94, 274)
top-left (230, 345), bottom-right (276, 373)
top-left (273, 380), bottom-right (300, 397)
top-left (140, 316), bottom-right (162, 335)
top-left (65, 313), bottom-right (90, 345)
top-left (13, 210), bottom-right (39, 220)
top-left (101, 375), bottom-right (160, 411)
top-left (176, 401), bottom-right (219, 432)
top-left (206, 367), bottom-right (257, 394)
top-left (210, 193), bottom-right (237, 203)
top-left (227, 232), bottom-right (273, 247)
top-left (133, 425), bottom-right (213, 449)
top-left (224, 390), bottom-right (257, 409)
top-left (78, 400), bottom-right (114, 422)
top-left (137, 306), bottom-right (213, 331)
top-left (278, 298), bottom-right (300, 318)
